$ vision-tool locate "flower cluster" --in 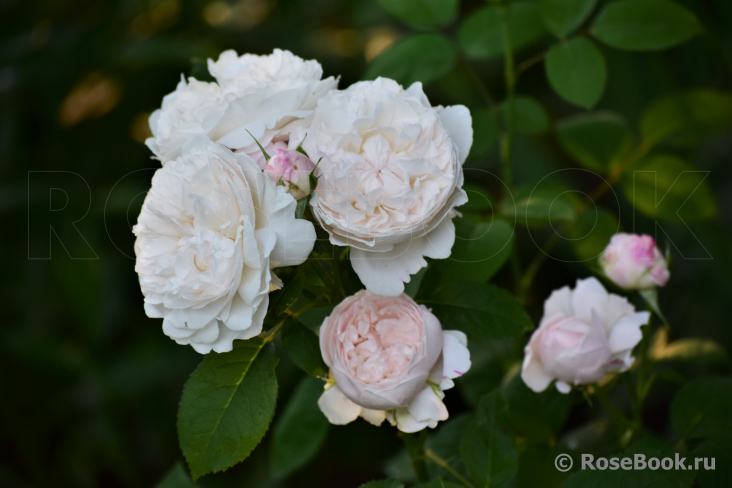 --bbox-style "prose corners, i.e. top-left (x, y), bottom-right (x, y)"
top-left (134, 49), bottom-right (474, 432)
